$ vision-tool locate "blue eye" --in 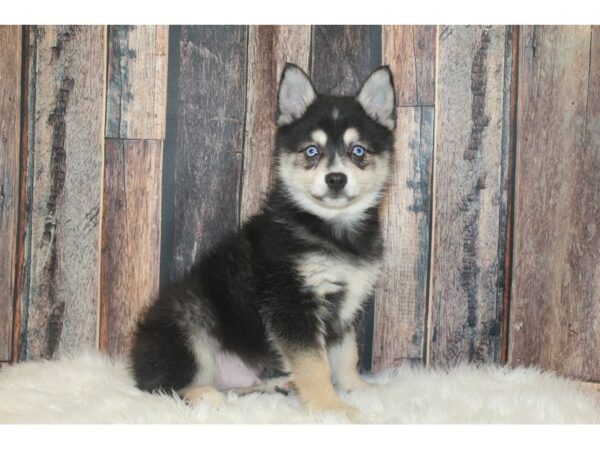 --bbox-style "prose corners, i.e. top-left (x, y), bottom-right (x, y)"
top-left (304, 145), bottom-right (319, 158)
top-left (352, 145), bottom-right (366, 157)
